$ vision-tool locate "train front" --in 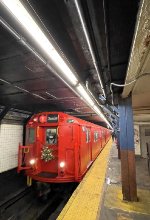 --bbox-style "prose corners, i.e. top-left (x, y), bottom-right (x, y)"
top-left (18, 112), bottom-right (71, 184)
